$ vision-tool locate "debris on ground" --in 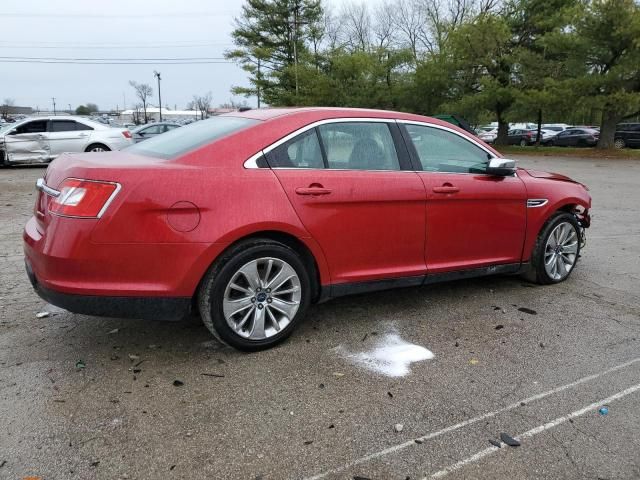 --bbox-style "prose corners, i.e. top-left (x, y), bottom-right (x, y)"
top-left (415, 438), bottom-right (424, 444)
top-left (469, 358), bottom-right (479, 365)
top-left (75, 360), bottom-right (86, 370)
top-left (539, 342), bottom-right (545, 348)
top-left (489, 439), bottom-right (502, 448)
top-left (500, 433), bottom-right (521, 447)
top-left (36, 311), bottom-right (50, 319)
top-left (110, 355), bottom-right (120, 361)
top-left (318, 383), bottom-right (325, 389)
top-left (599, 406), bottom-right (609, 415)
top-left (90, 460), bottom-right (100, 467)
top-left (173, 380), bottom-right (184, 387)
top-left (353, 476), bottom-right (372, 480)
top-left (387, 391), bottom-right (394, 398)
top-left (108, 328), bottom-right (119, 334)
top-left (495, 325), bottom-right (504, 330)
top-left (200, 373), bottom-right (225, 378)
top-left (517, 307), bottom-right (537, 315)
top-left (394, 423), bottom-right (404, 432)
top-left (304, 440), bottom-right (313, 445)
top-left (128, 354), bottom-right (140, 362)
top-left (0, 460), bottom-right (6, 468)
top-left (332, 372), bottom-right (345, 377)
